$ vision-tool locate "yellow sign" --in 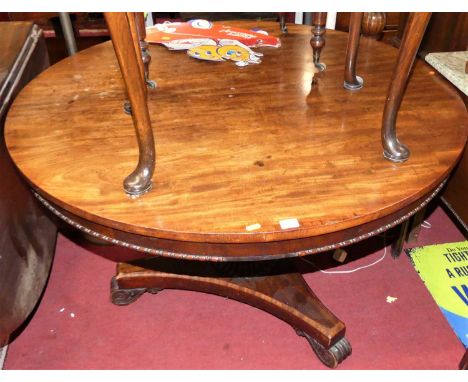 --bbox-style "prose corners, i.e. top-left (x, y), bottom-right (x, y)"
top-left (407, 240), bottom-right (468, 347)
